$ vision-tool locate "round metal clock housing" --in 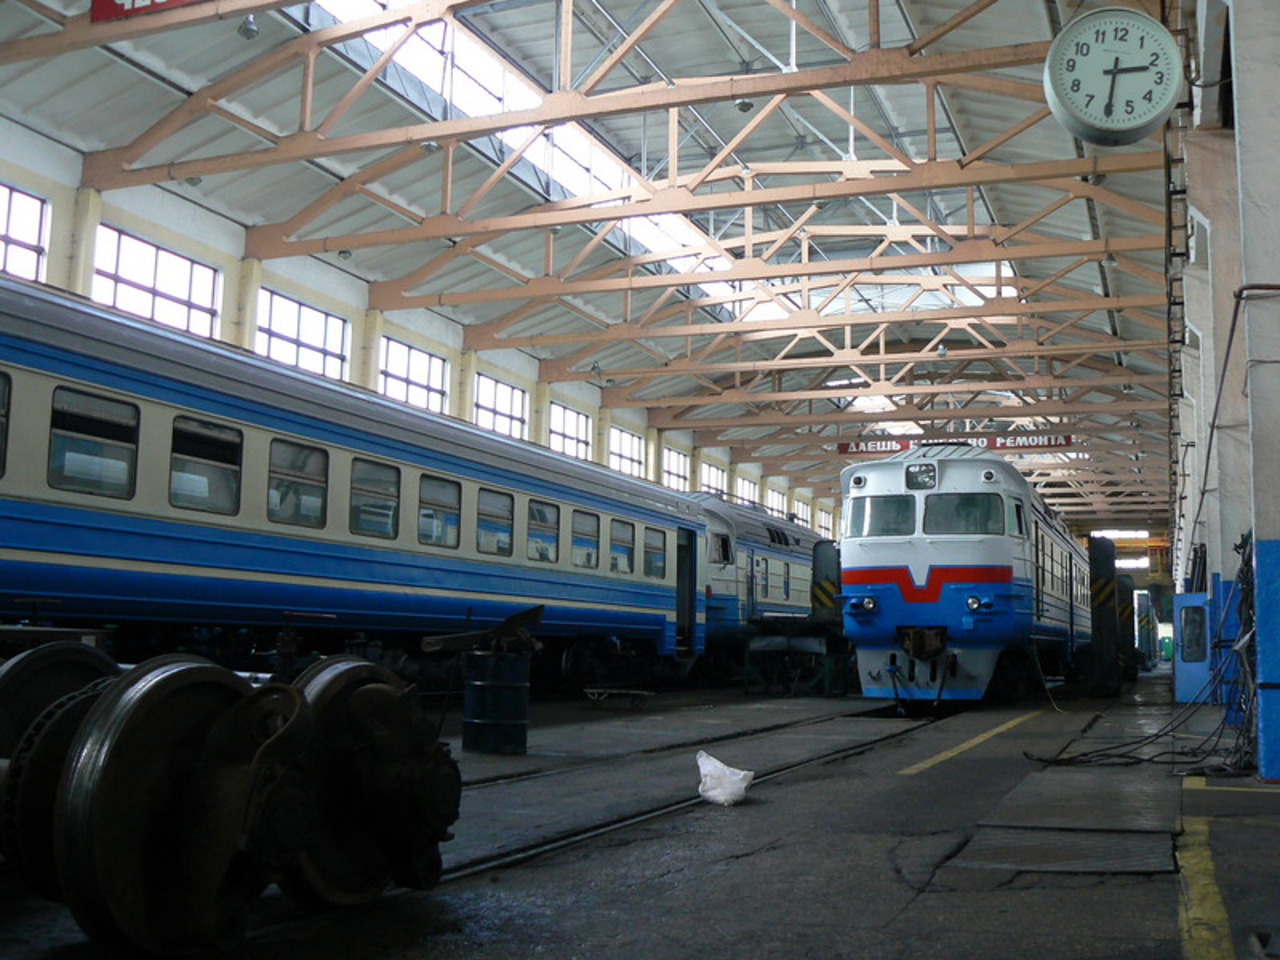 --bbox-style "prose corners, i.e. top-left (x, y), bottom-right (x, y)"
top-left (1043, 7), bottom-right (1182, 146)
